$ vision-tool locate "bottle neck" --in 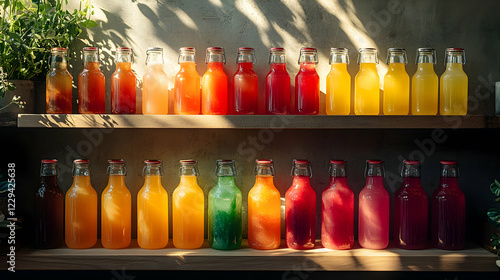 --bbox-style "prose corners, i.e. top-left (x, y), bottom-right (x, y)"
top-left (330, 63), bottom-right (347, 70)
top-left (108, 174), bottom-right (125, 186)
top-left (417, 63), bottom-right (434, 72)
top-left (217, 175), bottom-right (236, 185)
top-left (207, 62), bottom-right (224, 70)
top-left (360, 62), bottom-right (377, 70)
top-left (402, 176), bottom-right (421, 186)
top-left (238, 62), bottom-right (254, 71)
top-left (270, 63), bottom-right (286, 71)
top-left (41, 175), bottom-right (58, 186)
top-left (299, 62), bottom-right (316, 71)
top-left (144, 175), bottom-right (162, 186)
top-left (179, 61), bottom-right (196, 71)
top-left (329, 176), bottom-right (347, 186)
top-left (292, 175), bottom-right (311, 186)
top-left (116, 62), bottom-right (132, 71)
top-left (446, 63), bottom-right (463, 71)
top-left (366, 176), bottom-right (384, 186)
top-left (179, 174), bottom-right (198, 186)
top-left (84, 61), bottom-right (100, 70)
top-left (440, 177), bottom-right (459, 188)
top-left (73, 175), bottom-right (91, 186)
top-left (388, 63), bottom-right (406, 72)
top-left (255, 175), bottom-right (274, 185)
